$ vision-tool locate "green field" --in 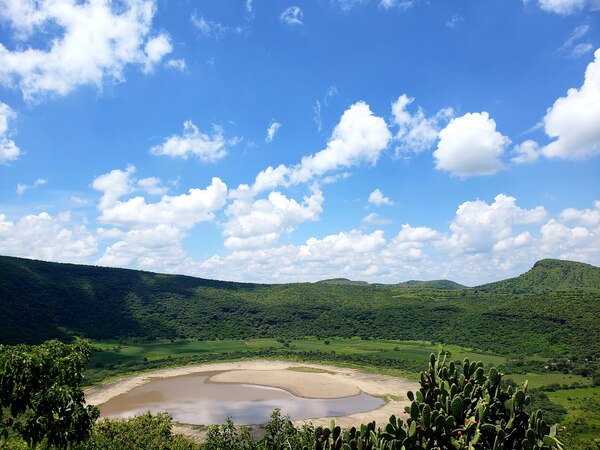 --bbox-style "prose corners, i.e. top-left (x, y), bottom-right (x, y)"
top-left (546, 387), bottom-right (600, 445)
top-left (87, 337), bottom-right (506, 380)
